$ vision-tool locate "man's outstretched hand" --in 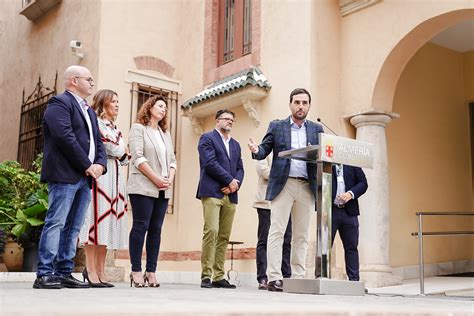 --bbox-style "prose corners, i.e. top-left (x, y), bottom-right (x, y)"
top-left (248, 137), bottom-right (258, 154)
